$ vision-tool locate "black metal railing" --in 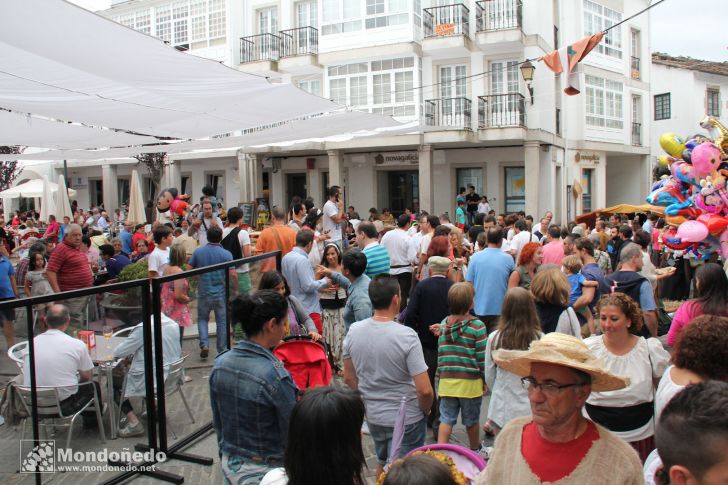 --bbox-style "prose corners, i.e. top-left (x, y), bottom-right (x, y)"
top-left (4, 251), bottom-right (281, 485)
top-left (425, 97), bottom-right (472, 129)
top-left (423, 4), bottom-right (470, 38)
top-left (478, 93), bottom-right (526, 128)
top-left (630, 56), bottom-right (641, 80)
top-left (632, 122), bottom-right (642, 146)
top-left (476, 0), bottom-right (522, 32)
top-left (280, 26), bottom-right (318, 57)
top-left (240, 33), bottom-right (281, 63)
